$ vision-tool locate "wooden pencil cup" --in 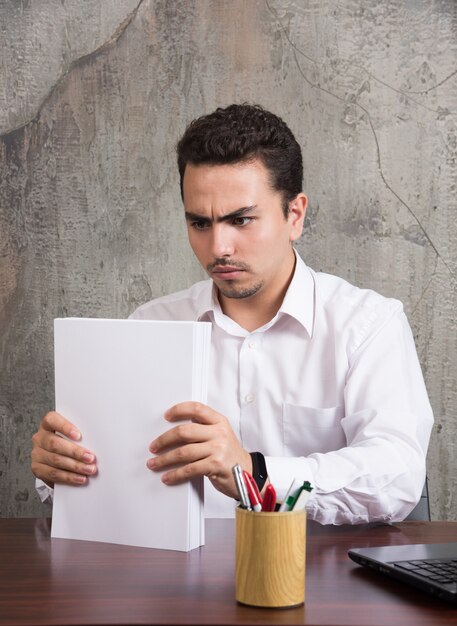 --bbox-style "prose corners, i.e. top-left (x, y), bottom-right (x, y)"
top-left (235, 506), bottom-right (306, 608)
